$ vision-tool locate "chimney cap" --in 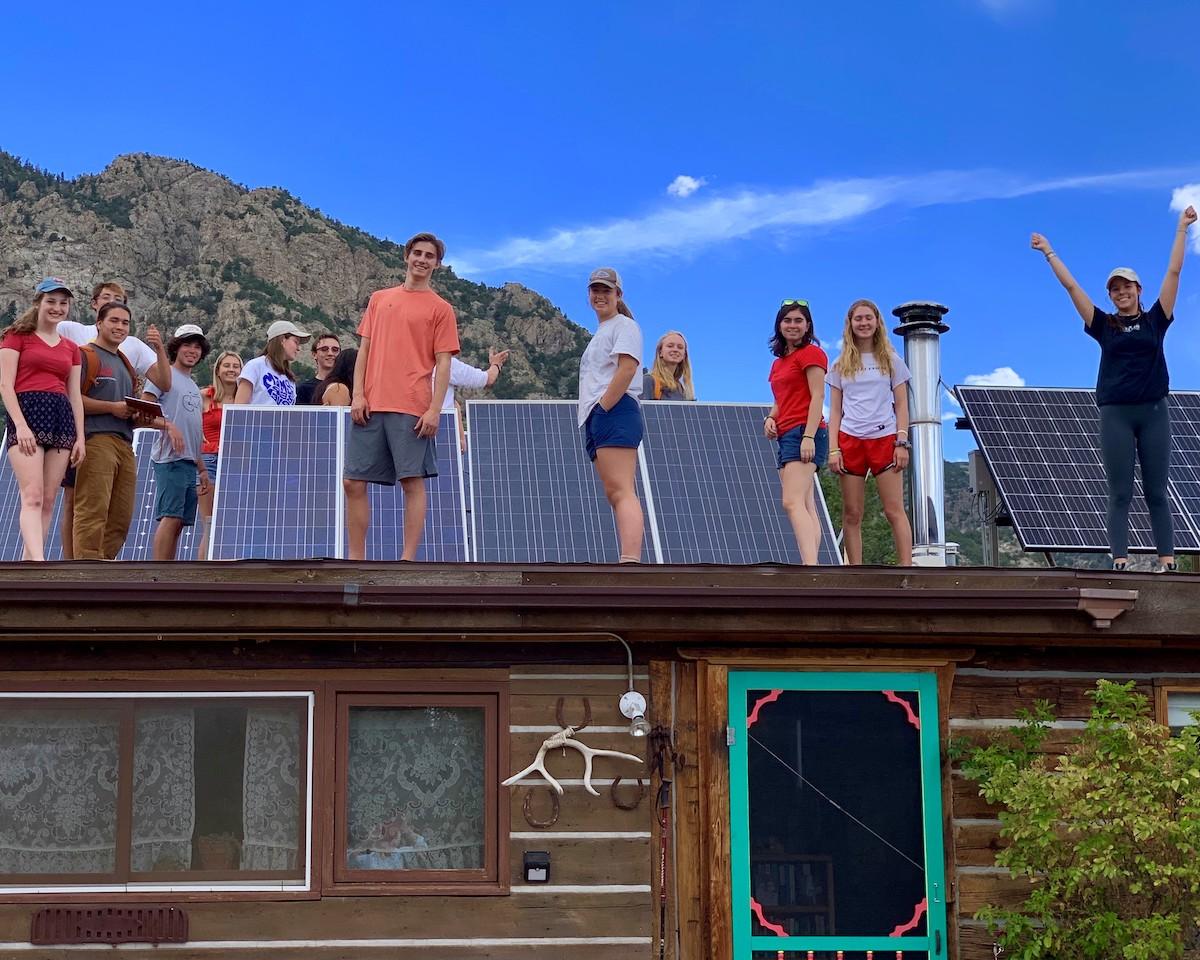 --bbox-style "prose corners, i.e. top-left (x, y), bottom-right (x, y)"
top-left (892, 300), bottom-right (949, 335)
